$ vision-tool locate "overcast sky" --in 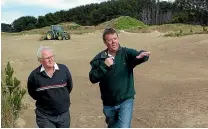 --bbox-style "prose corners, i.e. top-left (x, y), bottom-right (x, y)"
top-left (1, 0), bottom-right (174, 24)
